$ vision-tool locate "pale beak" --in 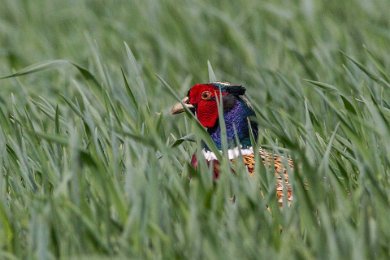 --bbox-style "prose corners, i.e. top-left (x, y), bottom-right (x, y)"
top-left (171, 97), bottom-right (195, 115)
